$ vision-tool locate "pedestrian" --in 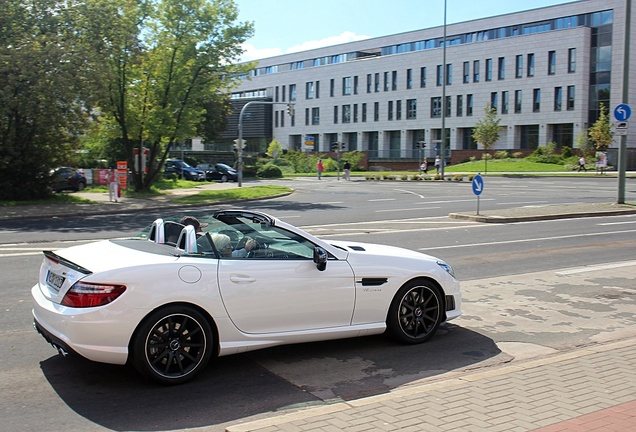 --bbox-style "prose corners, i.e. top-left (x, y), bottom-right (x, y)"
top-left (578, 156), bottom-right (587, 172)
top-left (420, 159), bottom-right (428, 174)
top-left (317, 159), bottom-right (324, 180)
top-left (434, 155), bottom-right (441, 174)
top-left (108, 166), bottom-right (119, 202)
top-left (343, 160), bottom-right (351, 181)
